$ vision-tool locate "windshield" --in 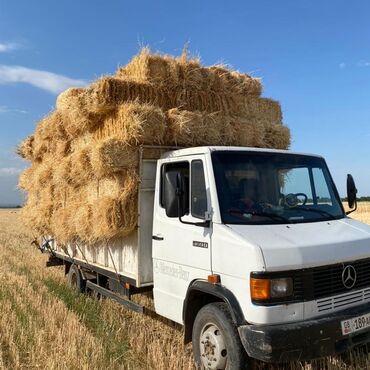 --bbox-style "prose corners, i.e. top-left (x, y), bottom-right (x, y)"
top-left (211, 151), bottom-right (345, 225)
